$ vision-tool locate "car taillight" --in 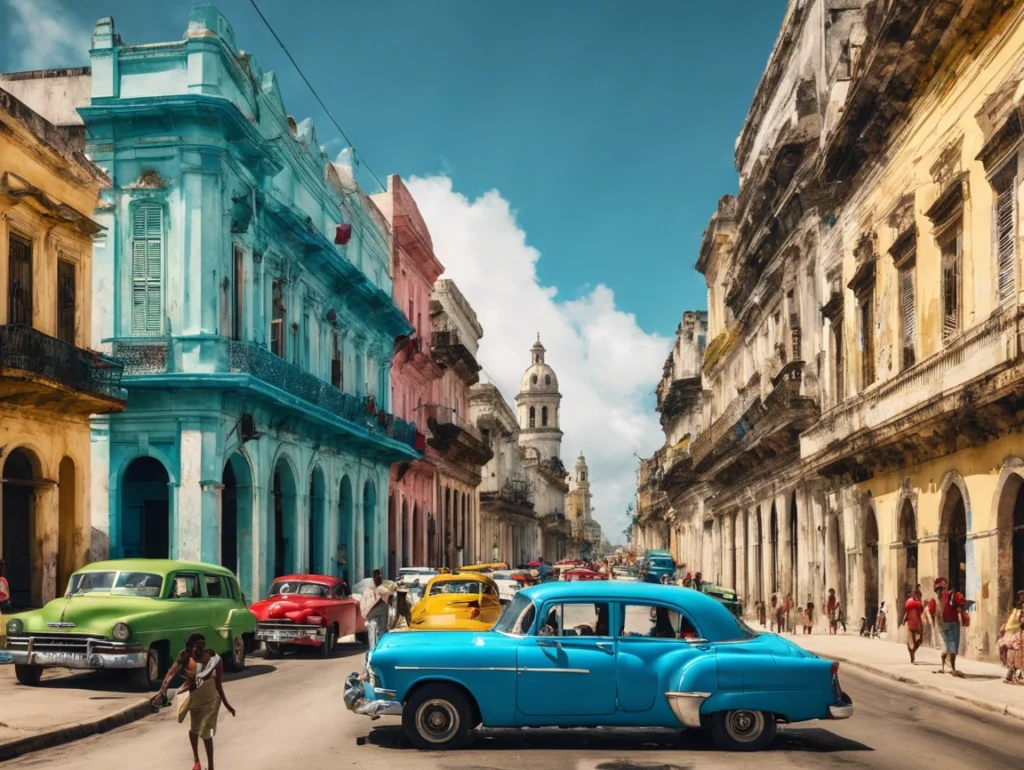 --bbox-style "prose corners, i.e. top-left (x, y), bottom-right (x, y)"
top-left (831, 661), bottom-right (840, 677)
top-left (831, 661), bottom-right (842, 697)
